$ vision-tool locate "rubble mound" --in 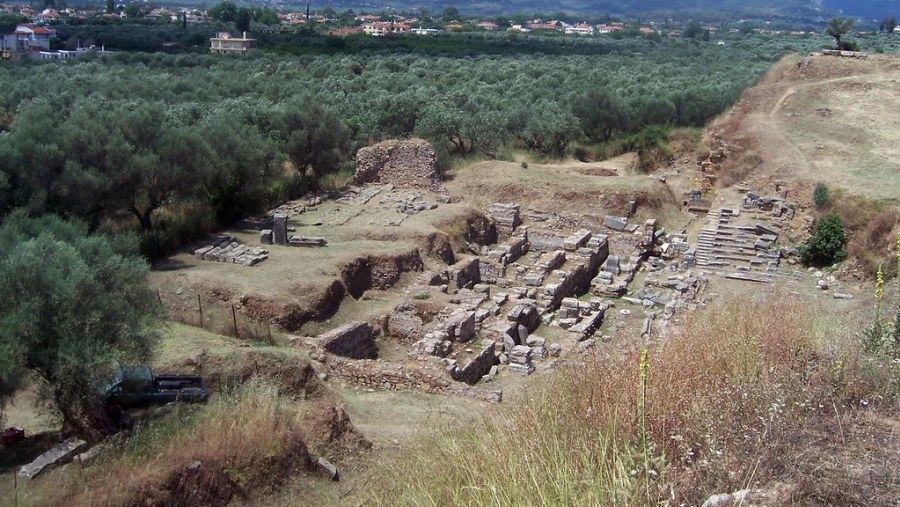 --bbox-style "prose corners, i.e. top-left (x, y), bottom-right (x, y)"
top-left (355, 138), bottom-right (442, 191)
